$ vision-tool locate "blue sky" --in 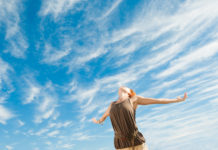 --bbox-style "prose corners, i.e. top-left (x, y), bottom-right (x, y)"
top-left (0, 0), bottom-right (218, 149)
